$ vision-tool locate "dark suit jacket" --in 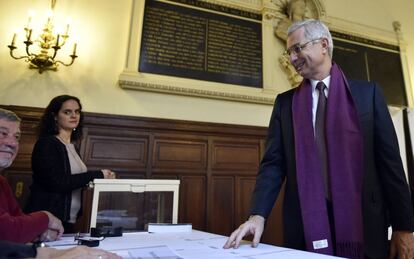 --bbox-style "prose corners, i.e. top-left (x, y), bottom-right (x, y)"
top-left (0, 240), bottom-right (37, 259)
top-left (250, 80), bottom-right (414, 259)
